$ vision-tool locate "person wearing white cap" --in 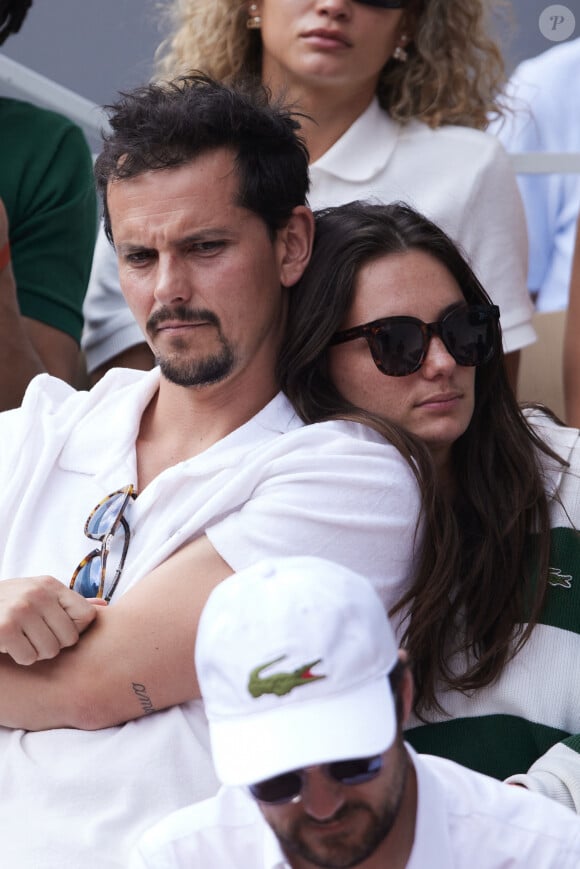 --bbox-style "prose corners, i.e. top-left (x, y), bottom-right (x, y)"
top-left (129, 557), bottom-right (580, 869)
